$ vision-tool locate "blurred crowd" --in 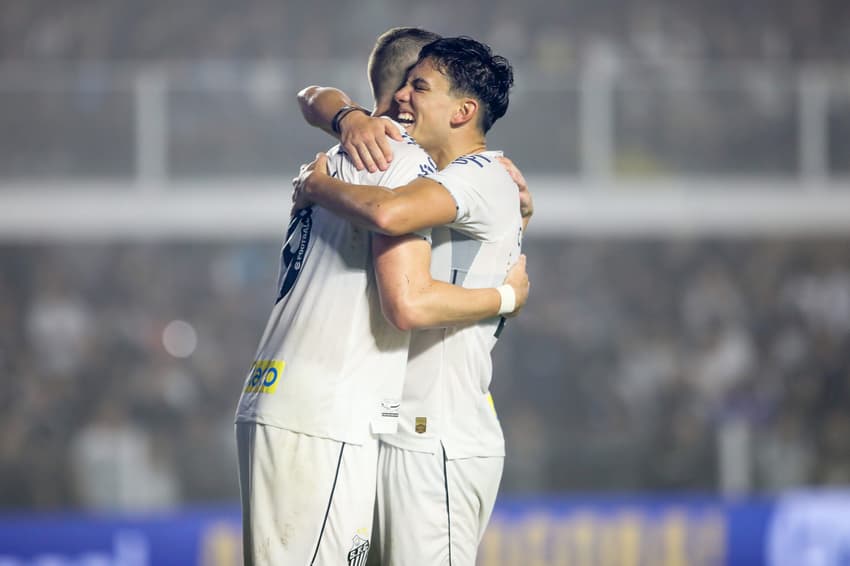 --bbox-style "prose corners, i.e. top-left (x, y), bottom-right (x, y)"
top-left (1, 0), bottom-right (849, 63)
top-left (496, 238), bottom-right (850, 494)
top-left (3, 0), bottom-right (850, 180)
top-left (0, 243), bottom-right (272, 509)
top-left (1, 0), bottom-right (849, 514)
top-left (1, 238), bottom-right (849, 510)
